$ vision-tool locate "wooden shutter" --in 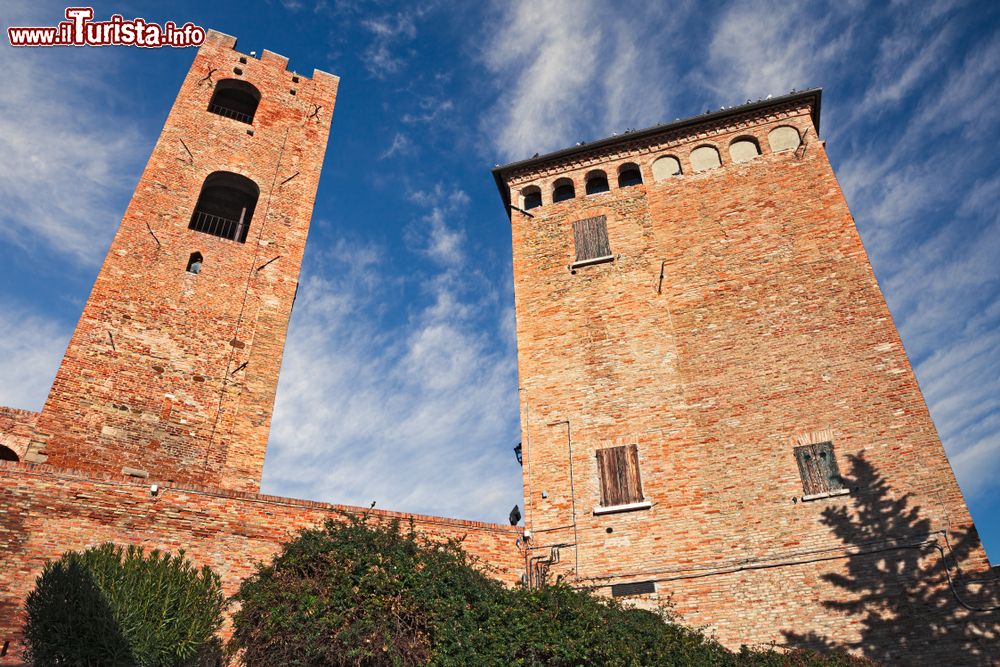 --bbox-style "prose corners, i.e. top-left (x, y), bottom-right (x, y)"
top-left (573, 216), bottom-right (611, 263)
top-left (597, 444), bottom-right (644, 506)
top-left (794, 441), bottom-right (844, 495)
